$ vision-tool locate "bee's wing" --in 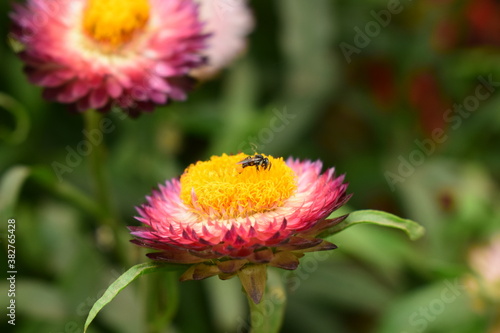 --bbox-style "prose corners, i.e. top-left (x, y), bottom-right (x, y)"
top-left (236, 157), bottom-right (251, 164)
